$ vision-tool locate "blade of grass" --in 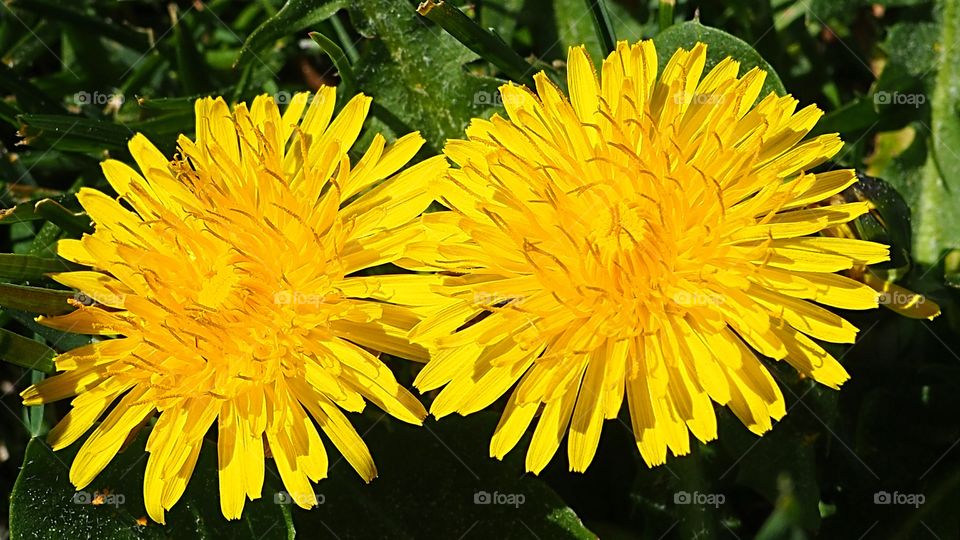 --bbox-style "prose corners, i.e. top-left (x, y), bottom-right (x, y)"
top-left (0, 253), bottom-right (75, 281)
top-left (235, 0), bottom-right (348, 70)
top-left (0, 193), bottom-right (78, 225)
top-left (9, 0), bottom-right (151, 51)
top-left (309, 31), bottom-right (356, 95)
top-left (0, 283), bottom-right (74, 315)
top-left (26, 369), bottom-right (46, 436)
top-left (34, 199), bottom-right (93, 236)
top-left (17, 114), bottom-right (132, 152)
top-left (0, 328), bottom-right (55, 373)
top-left (170, 4), bottom-right (213, 95)
top-left (330, 14), bottom-right (358, 62)
top-left (585, 0), bottom-right (616, 54)
top-left (417, 0), bottom-right (534, 85)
